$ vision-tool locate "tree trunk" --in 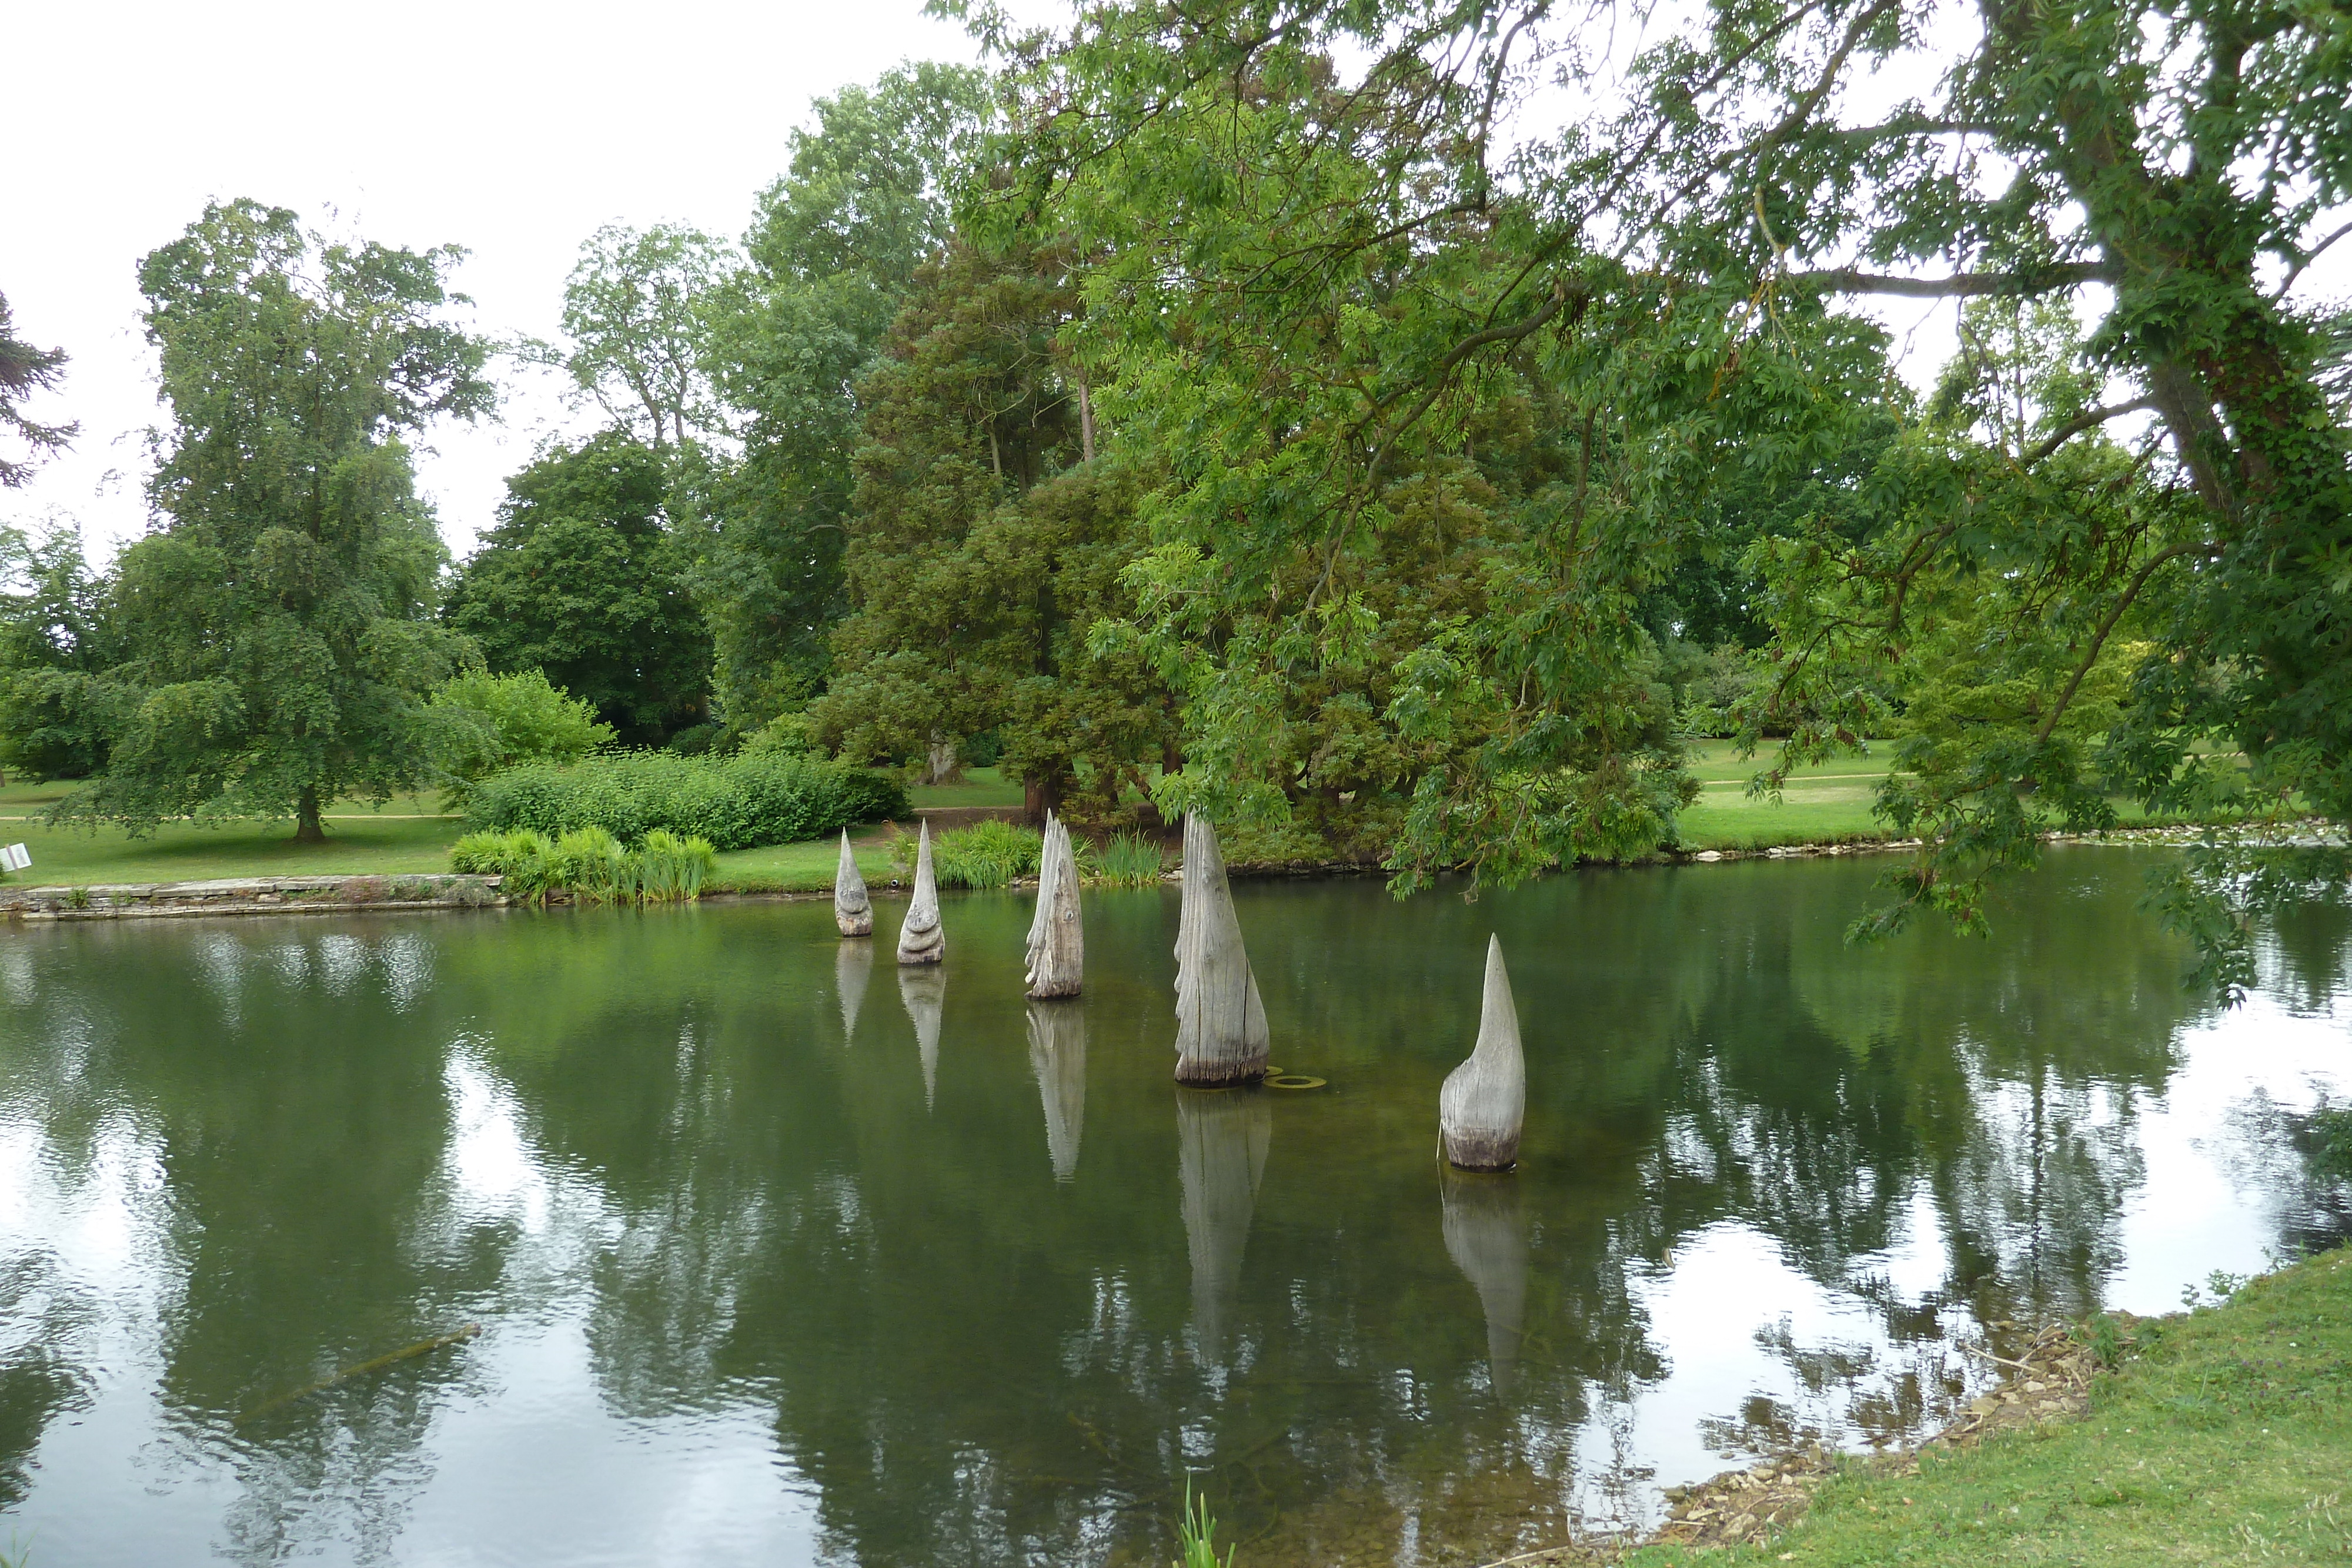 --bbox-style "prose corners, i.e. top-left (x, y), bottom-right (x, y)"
top-left (295, 785), bottom-right (326, 844)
